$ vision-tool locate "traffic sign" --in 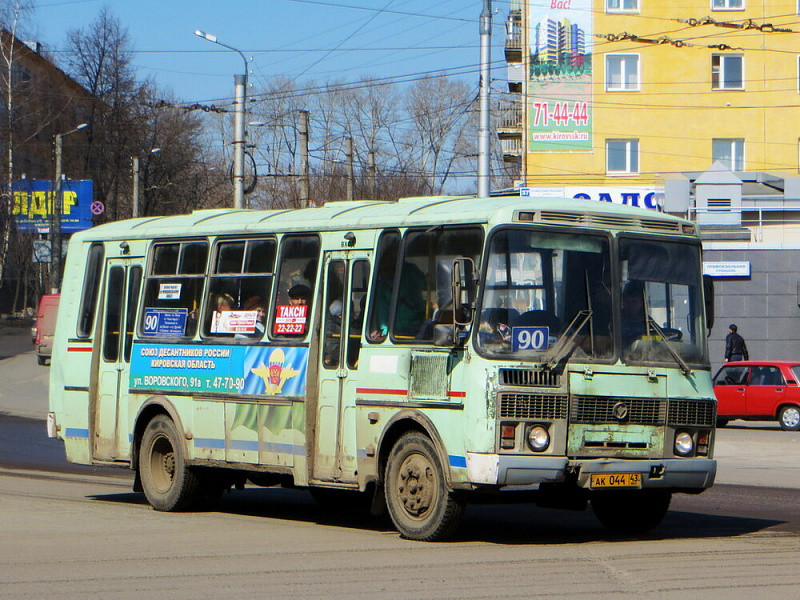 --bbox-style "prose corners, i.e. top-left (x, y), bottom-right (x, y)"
top-left (90, 201), bottom-right (105, 215)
